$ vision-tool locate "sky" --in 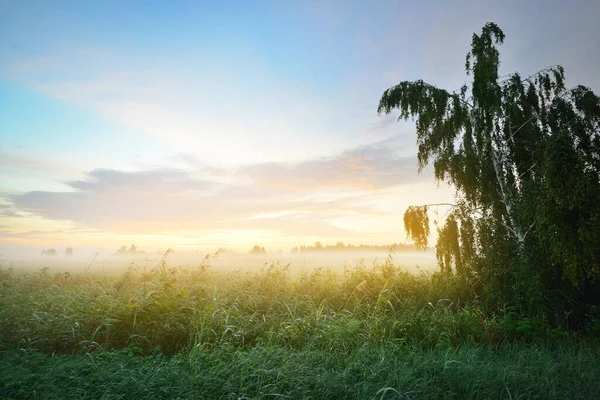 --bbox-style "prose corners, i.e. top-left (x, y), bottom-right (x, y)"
top-left (1, 0), bottom-right (599, 257)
